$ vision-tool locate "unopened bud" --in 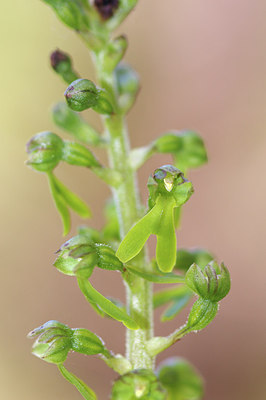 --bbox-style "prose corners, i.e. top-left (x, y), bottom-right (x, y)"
top-left (52, 103), bottom-right (101, 145)
top-left (155, 131), bottom-right (208, 170)
top-left (99, 36), bottom-right (128, 73)
top-left (42, 0), bottom-right (89, 31)
top-left (62, 141), bottom-right (101, 168)
top-left (115, 63), bottom-right (139, 112)
top-left (186, 262), bottom-right (230, 302)
top-left (65, 79), bottom-right (114, 114)
top-left (94, 0), bottom-right (119, 20)
top-left (26, 132), bottom-right (63, 172)
top-left (50, 49), bottom-right (79, 84)
top-left (71, 328), bottom-right (107, 355)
